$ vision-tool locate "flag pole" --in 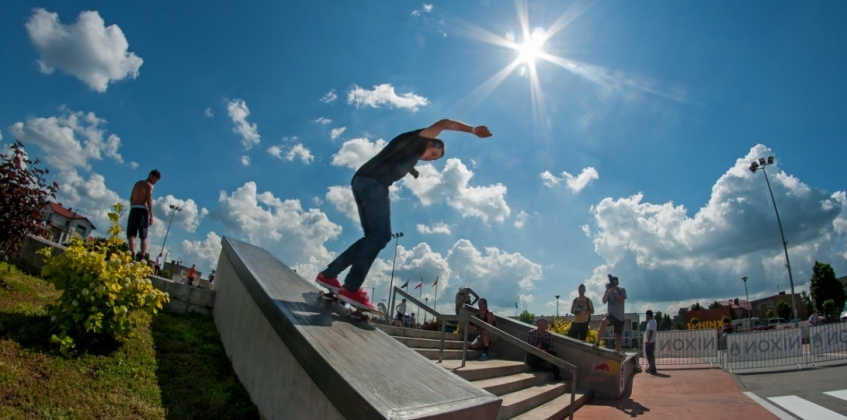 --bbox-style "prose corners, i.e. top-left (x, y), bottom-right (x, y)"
top-left (418, 278), bottom-right (423, 322)
top-left (433, 276), bottom-right (439, 311)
